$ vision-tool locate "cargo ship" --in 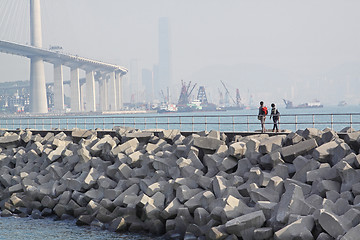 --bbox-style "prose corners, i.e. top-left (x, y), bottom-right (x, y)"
top-left (283, 99), bottom-right (323, 109)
